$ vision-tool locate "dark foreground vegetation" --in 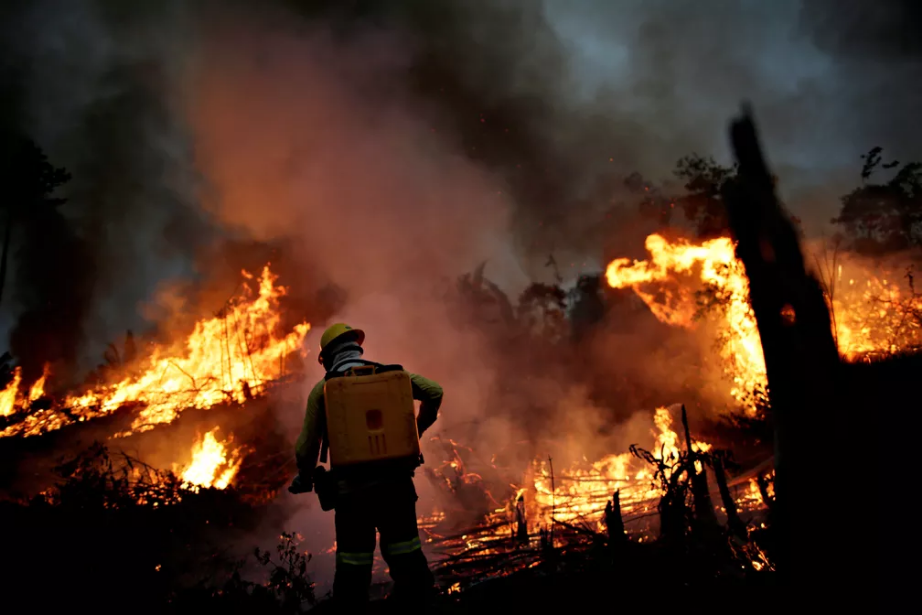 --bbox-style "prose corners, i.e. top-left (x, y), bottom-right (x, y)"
top-left (2, 436), bottom-right (777, 615)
